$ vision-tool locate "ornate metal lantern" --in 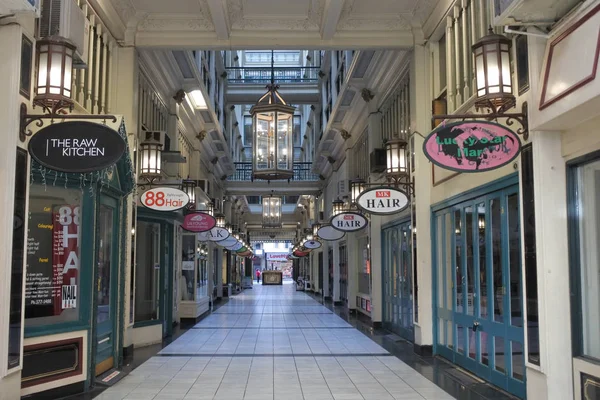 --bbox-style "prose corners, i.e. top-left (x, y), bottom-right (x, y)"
top-left (332, 199), bottom-right (345, 217)
top-left (216, 214), bottom-right (226, 228)
top-left (350, 178), bottom-right (366, 205)
top-left (262, 196), bottom-right (282, 227)
top-left (34, 36), bottom-right (76, 112)
top-left (385, 138), bottom-right (408, 178)
top-left (139, 132), bottom-right (163, 182)
top-left (250, 84), bottom-right (295, 181)
top-left (472, 28), bottom-right (514, 113)
top-left (182, 179), bottom-right (197, 207)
